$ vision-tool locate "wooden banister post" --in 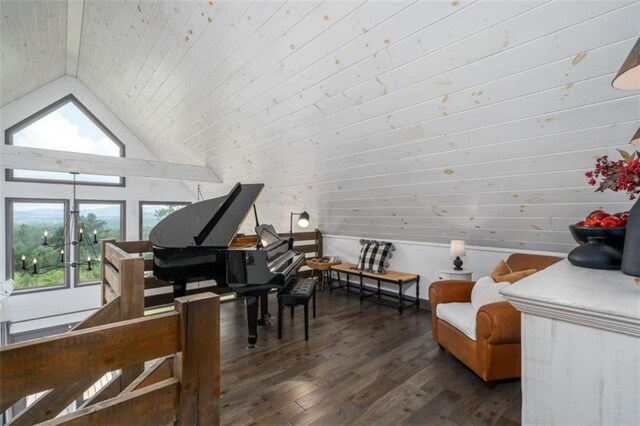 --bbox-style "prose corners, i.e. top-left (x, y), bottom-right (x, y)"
top-left (118, 256), bottom-right (145, 389)
top-left (174, 292), bottom-right (220, 425)
top-left (100, 239), bottom-right (116, 305)
top-left (118, 257), bottom-right (145, 321)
